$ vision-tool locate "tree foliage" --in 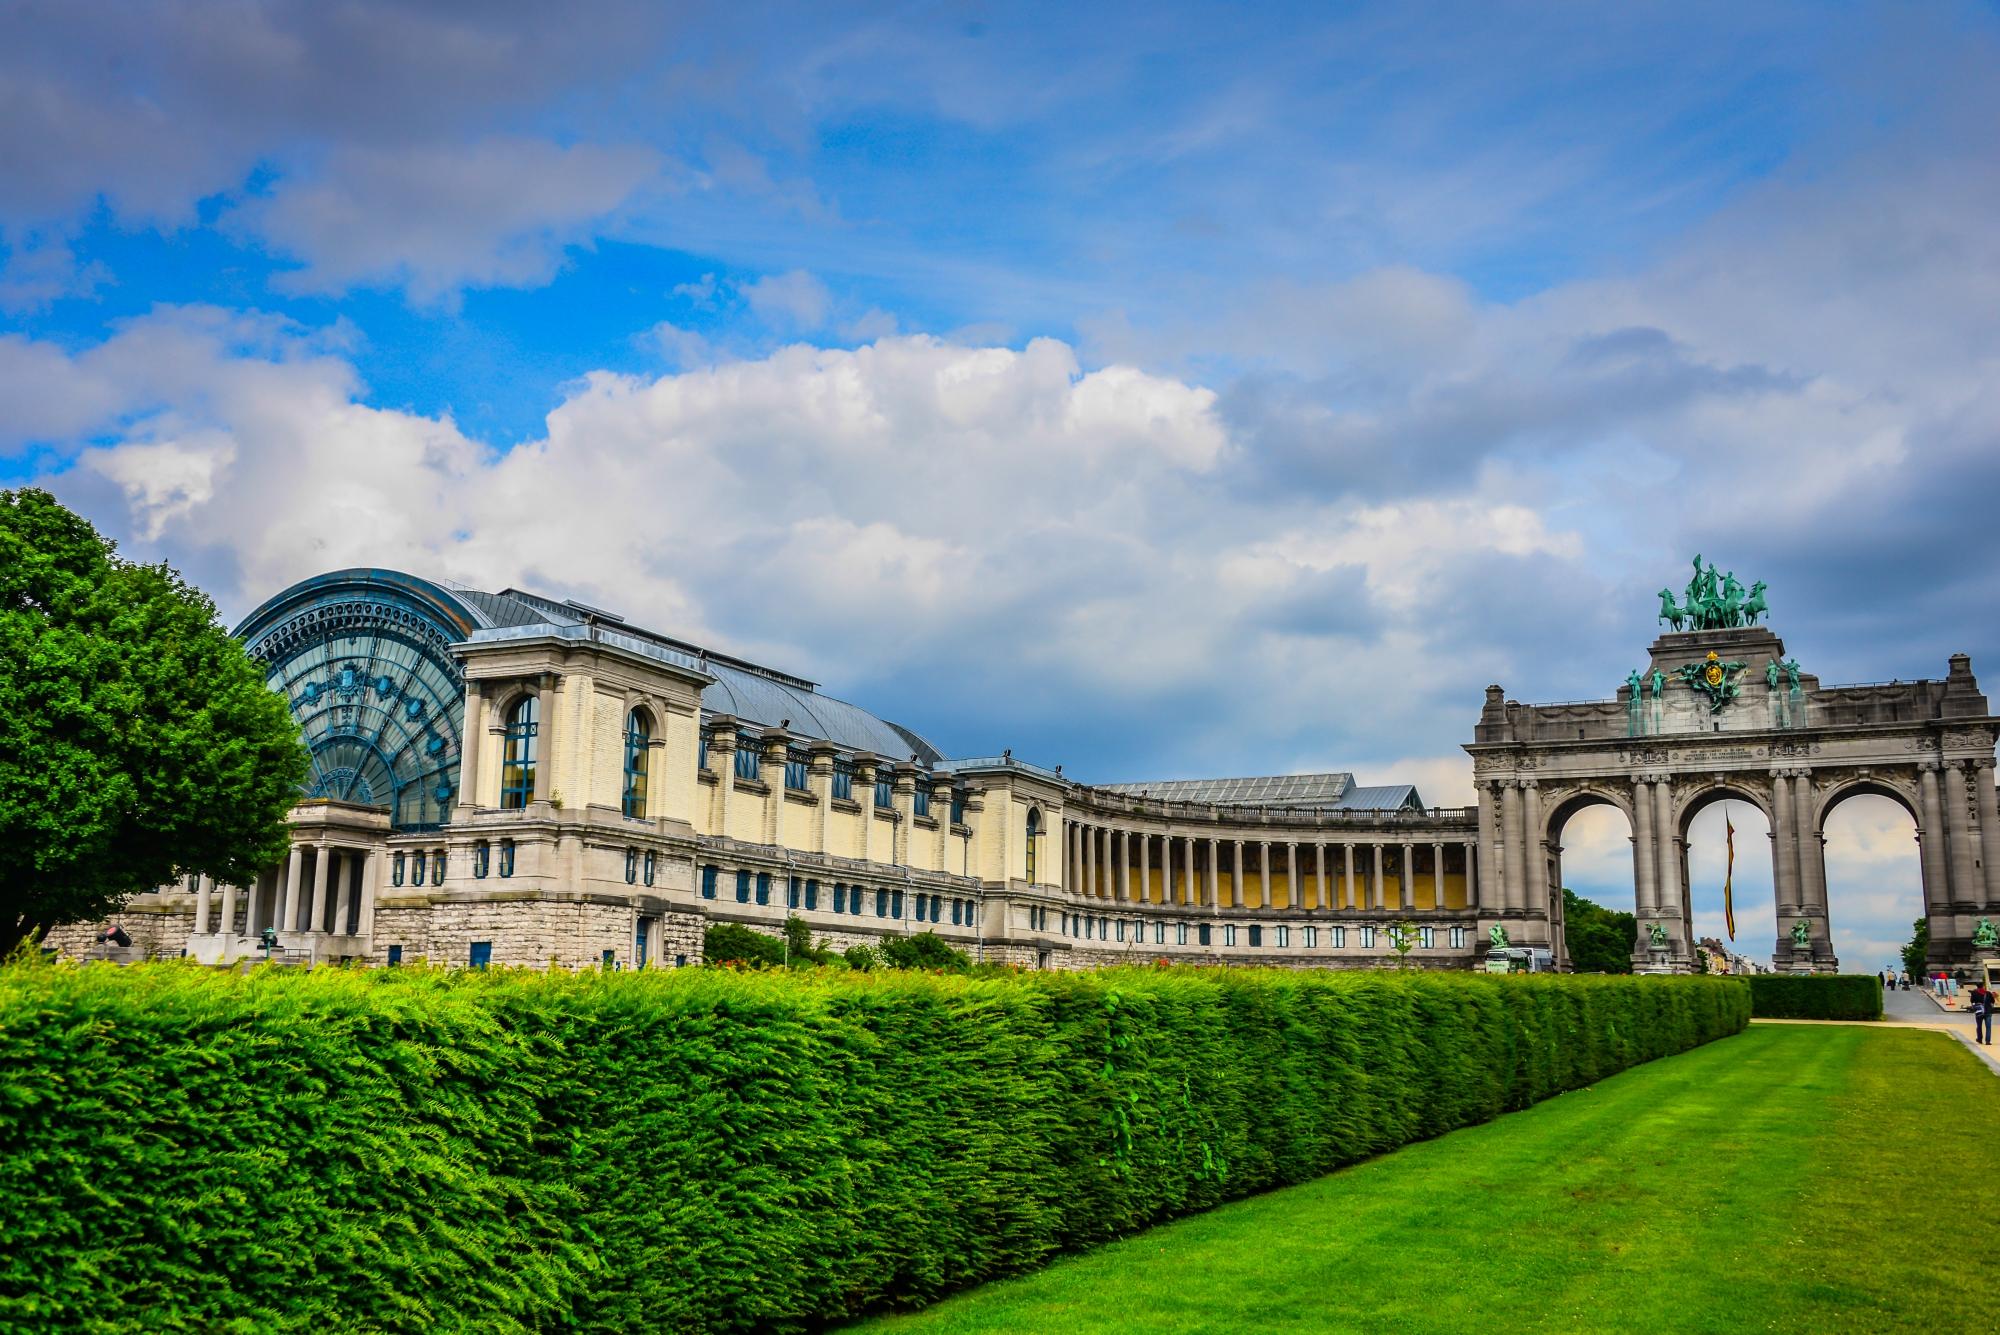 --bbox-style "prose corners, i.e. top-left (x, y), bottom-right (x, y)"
top-left (1564, 888), bottom-right (1636, 974)
top-left (1902, 917), bottom-right (1928, 980)
top-left (880, 930), bottom-right (973, 972)
top-left (0, 489), bottom-right (306, 954)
